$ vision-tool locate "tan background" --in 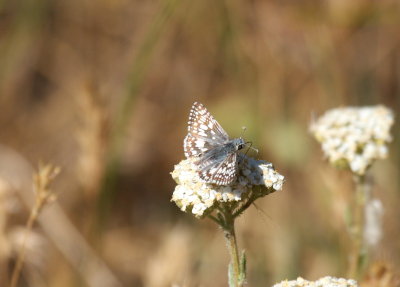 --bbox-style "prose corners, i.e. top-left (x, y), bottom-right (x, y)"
top-left (0, 0), bottom-right (399, 286)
